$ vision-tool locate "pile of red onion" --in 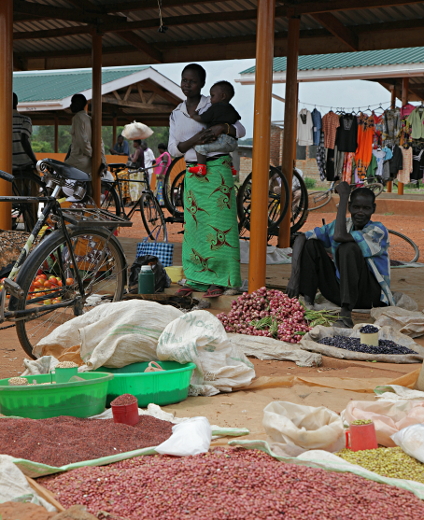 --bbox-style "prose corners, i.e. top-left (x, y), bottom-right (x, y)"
top-left (217, 287), bottom-right (310, 343)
